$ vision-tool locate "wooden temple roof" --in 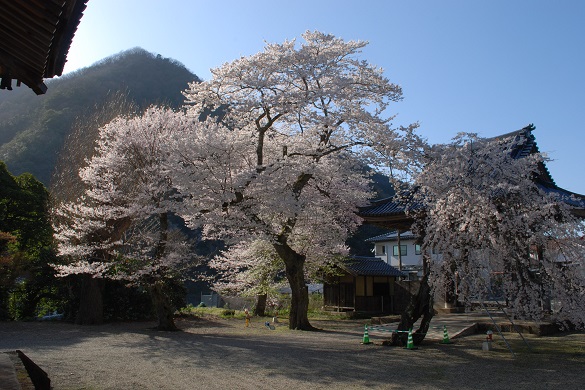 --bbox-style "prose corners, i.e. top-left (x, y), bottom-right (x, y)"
top-left (359, 124), bottom-right (585, 228)
top-left (0, 0), bottom-right (88, 95)
top-left (489, 124), bottom-right (555, 188)
top-left (341, 256), bottom-right (406, 277)
top-left (357, 196), bottom-right (414, 230)
top-left (366, 230), bottom-right (417, 243)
